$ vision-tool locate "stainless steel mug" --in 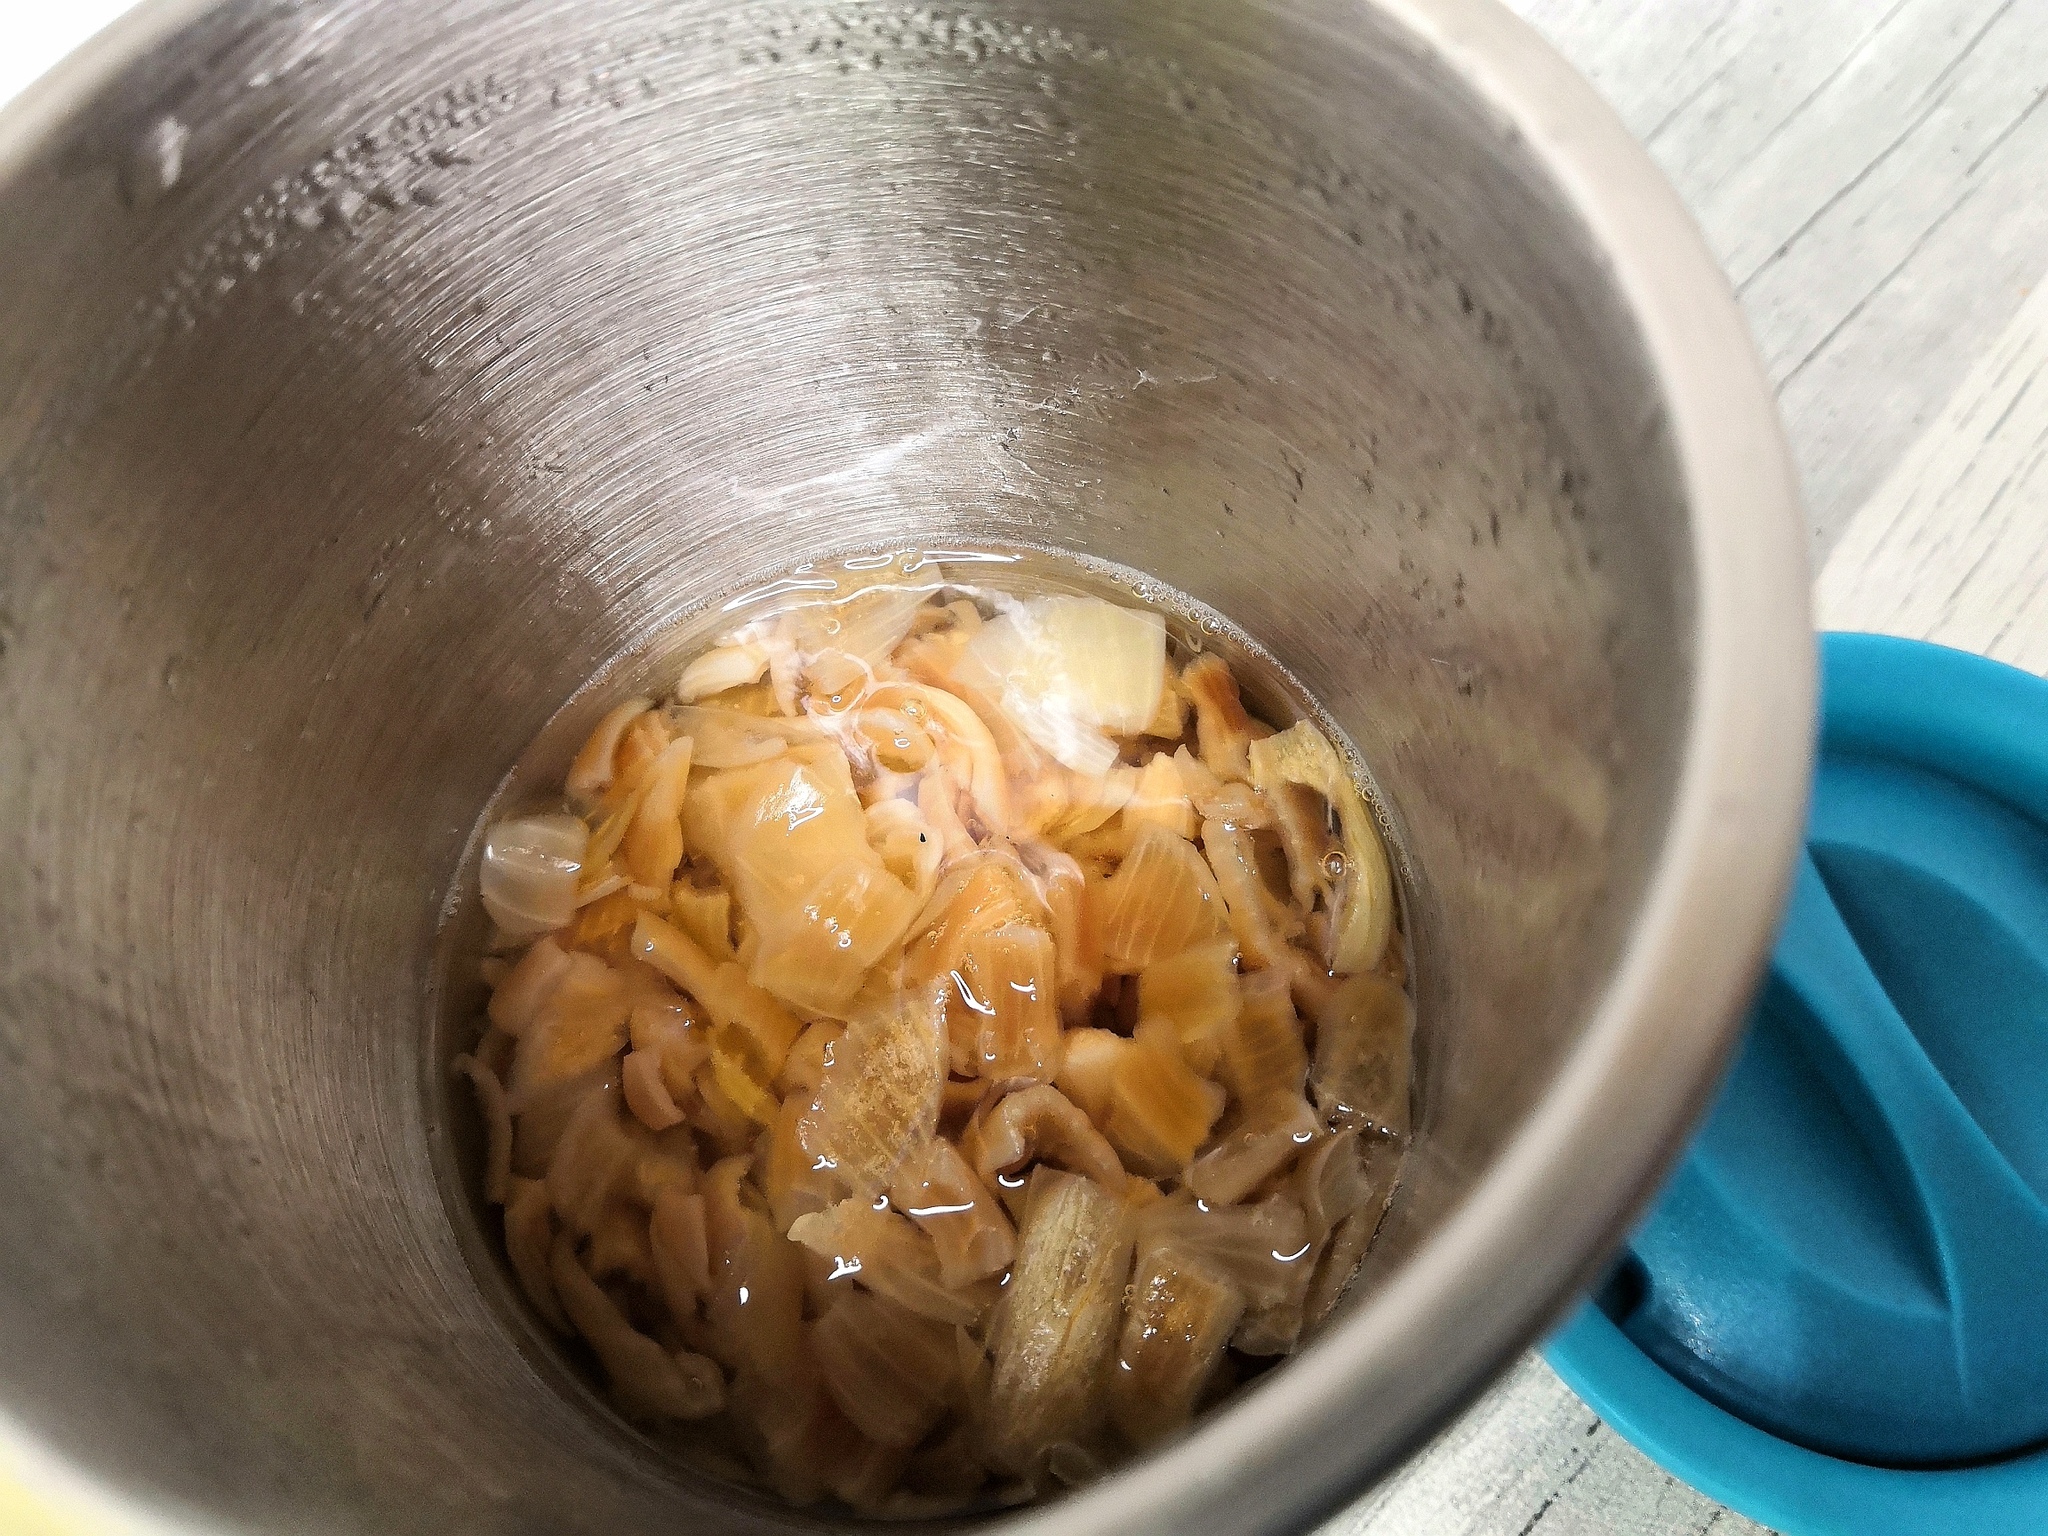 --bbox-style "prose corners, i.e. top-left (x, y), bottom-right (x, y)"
top-left (0, 1), bottom-right (1812, 1531)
